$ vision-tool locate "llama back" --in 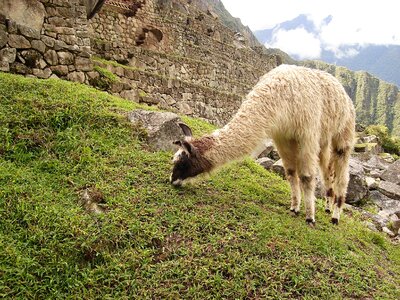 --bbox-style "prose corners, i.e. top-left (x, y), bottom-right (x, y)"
top-left (236, 64), bottom-right (355, 141)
